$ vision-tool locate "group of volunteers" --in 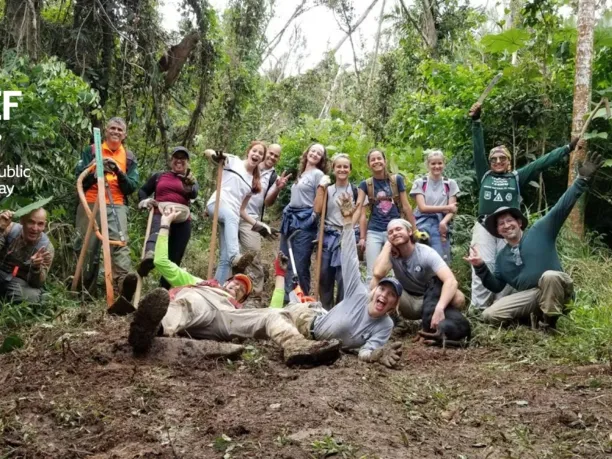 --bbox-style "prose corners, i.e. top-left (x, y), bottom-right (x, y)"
top-left (0, 104), bottom-right (605, 368)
